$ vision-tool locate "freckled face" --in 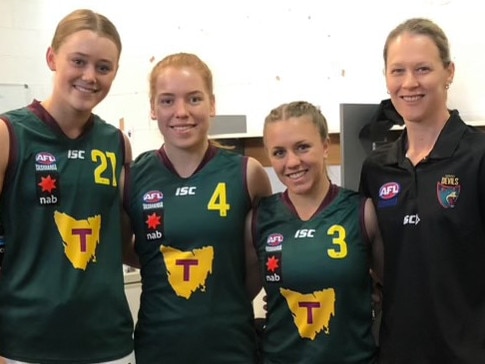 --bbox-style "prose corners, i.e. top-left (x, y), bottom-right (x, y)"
top-left (150, 66), bottom-right (215, 151)
top-left (264, 116), bottom-right (328, 196)
top-left (385, 32), bottom-right (454, 123)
